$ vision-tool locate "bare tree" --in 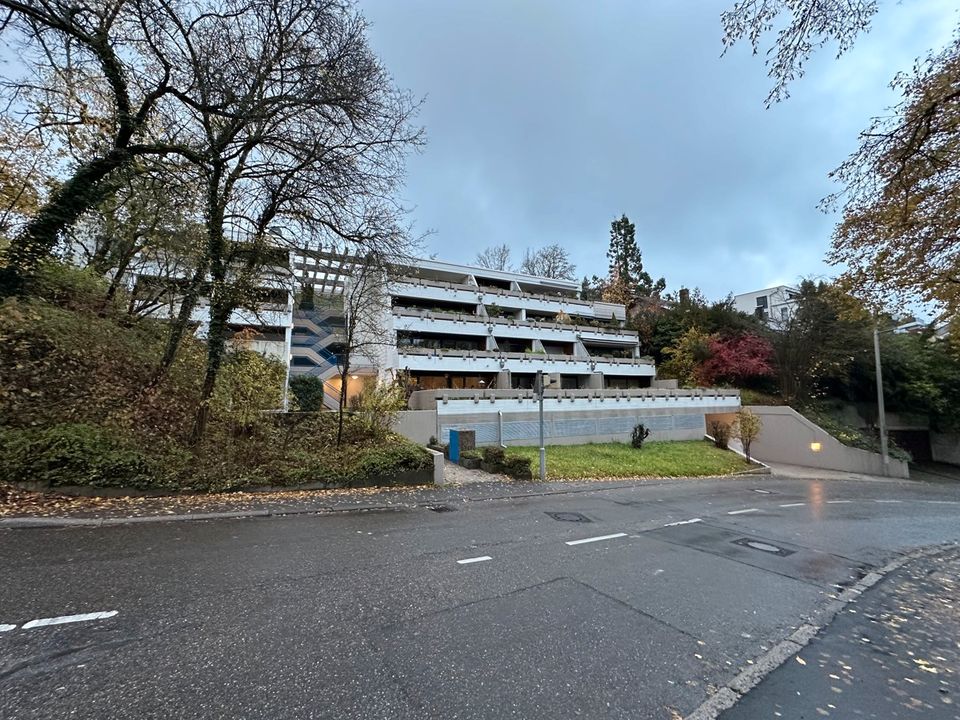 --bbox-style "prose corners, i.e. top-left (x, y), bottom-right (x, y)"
top-left (332, 253), bottom-right (393, 446)
top-left (167, 0), bottom-right (422, 442)
top-left (474, 243), bottom-right (512, 271)
top-left (0, 0), bottom-right (209, 294)
top-left (519, 244), bottom-right (576, 279)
